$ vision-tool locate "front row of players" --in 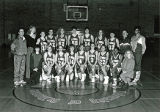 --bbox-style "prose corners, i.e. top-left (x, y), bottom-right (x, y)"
top-left (36, 43), bottom-right (134, 87)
